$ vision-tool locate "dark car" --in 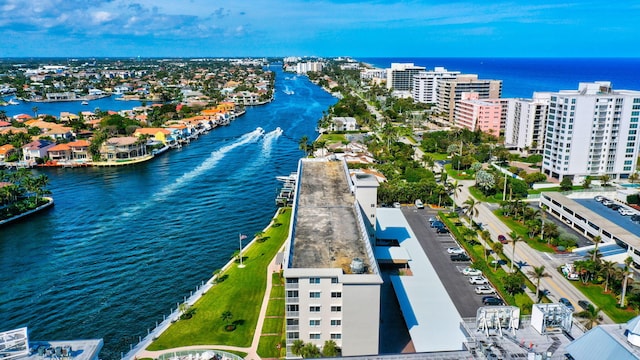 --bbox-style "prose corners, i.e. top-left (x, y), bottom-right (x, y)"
top-left (497, 234), bottom-right (508, 244)
top-left (430, 221), bottom-right (445, 229)
top-left (578, 300), bottom-right (593, 310)
top-left (436, 227), bottom-right (449, 234)
top-left (482, 296), bottom-right (504, 306)
top-left (450, 253), bottom-right (471, 261)
top-left (610, 204), bottom-right (621, 210)
top-left (559, 297), bottom-right (575, 311)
